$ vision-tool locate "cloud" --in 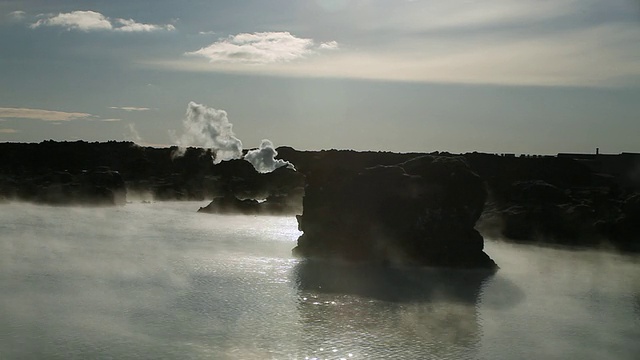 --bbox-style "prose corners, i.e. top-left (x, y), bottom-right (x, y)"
top-left (171, 102), bottom-right (243, 163)
top-left (145, 0), bottom-right (639, 88)
top-left (0, 107), bottom-right (94, 121)
top-left (31, 10), bottom-right (112, 31)
top-left (8, 10), bottom-right (26, 21)
top-left (319, 41), bottom-right (339, 50)
top-left (244, 140), bottom-right (294, 173)
top-left (109, 106), bottom-right (152, 112)
top-left (114, 18), bottom-right (175, 33)
top-left (186, 32), bottom-right (338, 64)
top-left (0, 128), bottom-right (19, 134)
top-left (99, 118), bottom-right (122, 122)
top-left (151, 21), bottom-right (640, 88)
top-left (30, 10), bottom-right (175, 32)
